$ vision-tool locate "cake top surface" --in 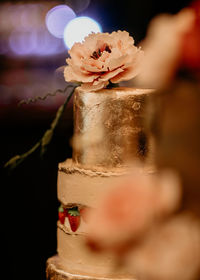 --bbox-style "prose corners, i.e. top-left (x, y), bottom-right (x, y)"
top-left (77, 87), bottom-right (155, 96)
